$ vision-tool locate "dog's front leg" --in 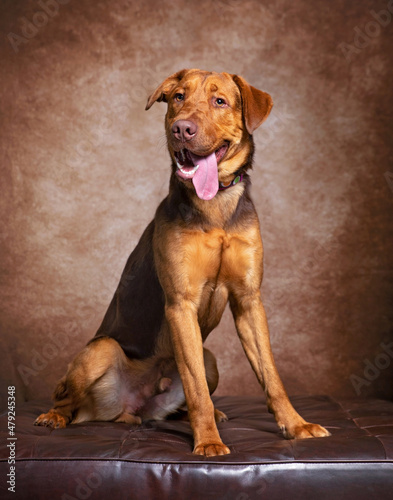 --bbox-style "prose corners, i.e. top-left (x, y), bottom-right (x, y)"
top-left (165, 300), bottom-right (230, 456)
top-left (230, 291), bottom-right (330, 439)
